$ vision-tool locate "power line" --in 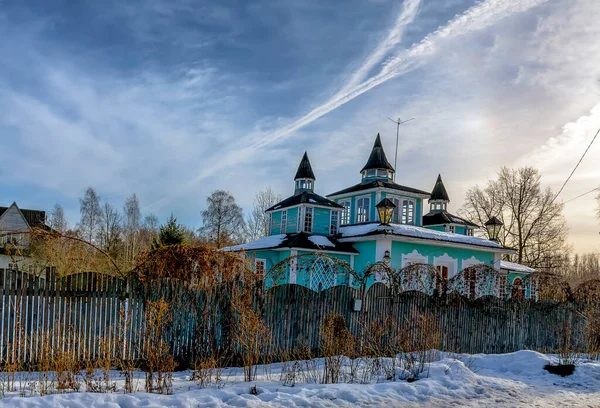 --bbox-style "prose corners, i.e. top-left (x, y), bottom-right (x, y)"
top-left (552, 127), bottom-right (600, 204)
top-left (563, 187), bottom-right (600, 204)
